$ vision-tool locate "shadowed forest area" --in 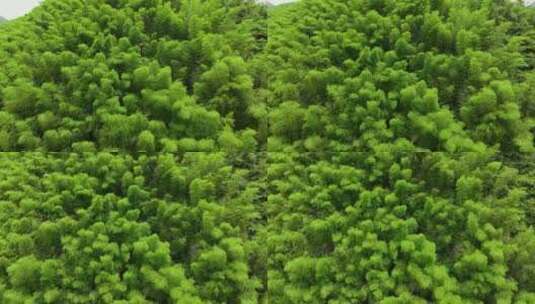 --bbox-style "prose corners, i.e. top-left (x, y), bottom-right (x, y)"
top-left (0, 0), bottom-right (534, 303)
